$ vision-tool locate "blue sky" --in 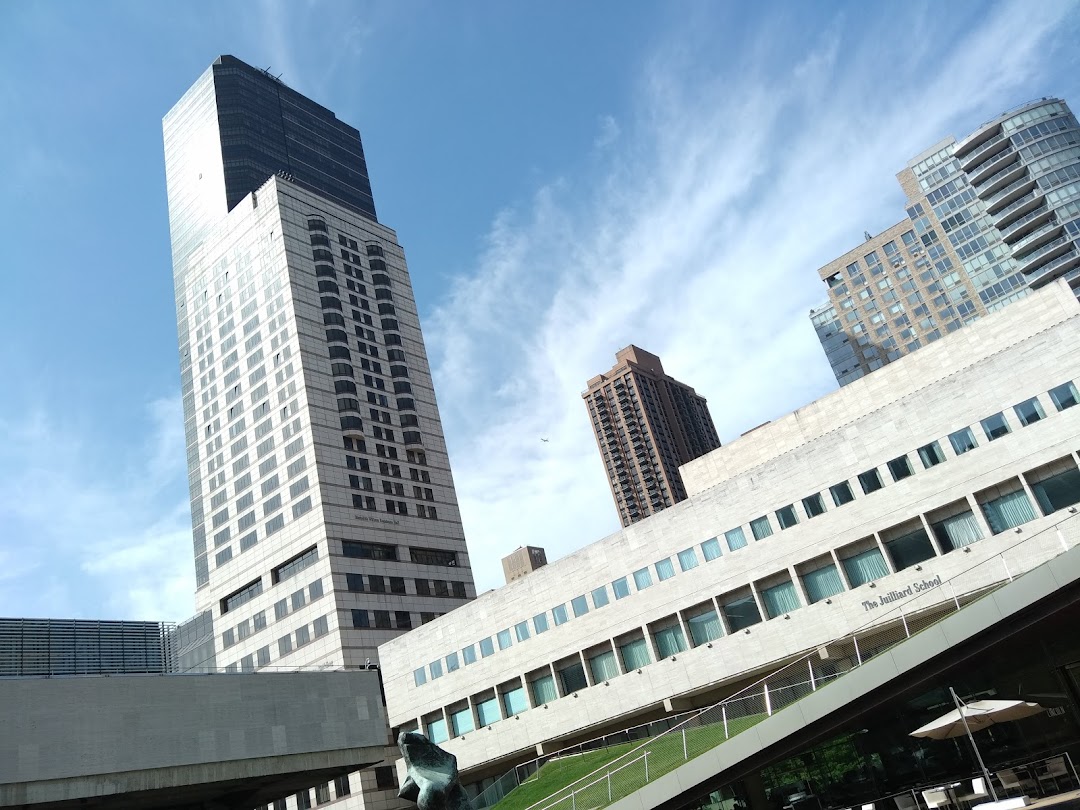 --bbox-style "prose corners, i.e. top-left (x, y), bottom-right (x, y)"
top-left (1, 0), bottom-right (1078, 620)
